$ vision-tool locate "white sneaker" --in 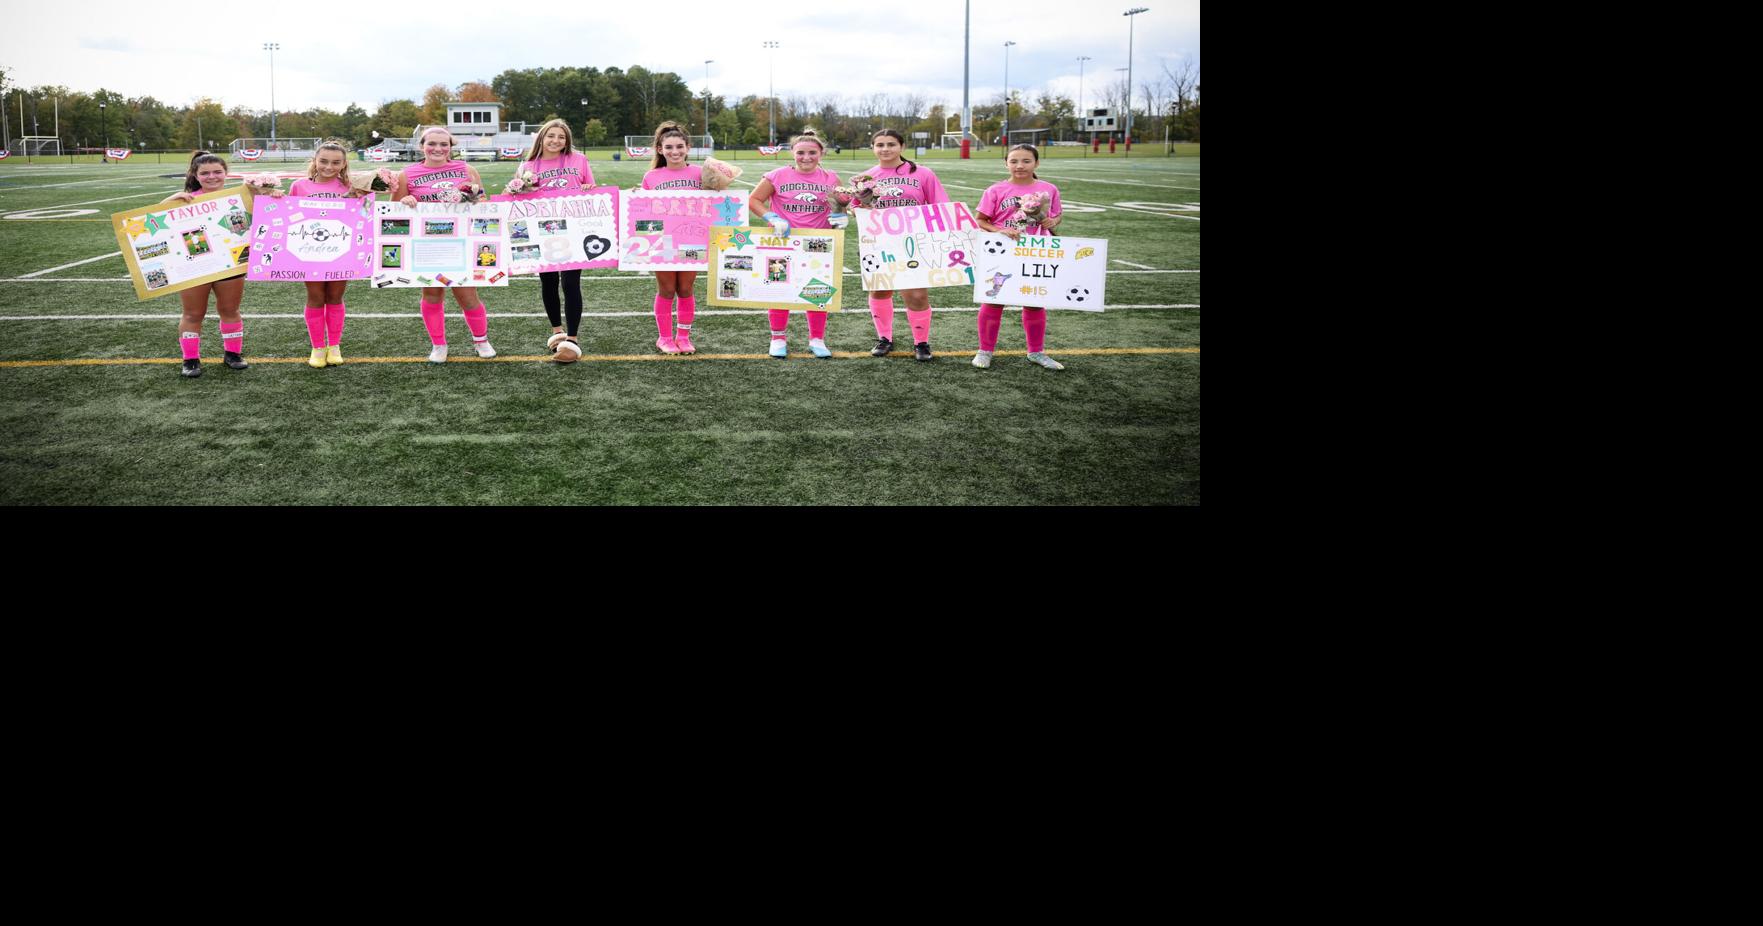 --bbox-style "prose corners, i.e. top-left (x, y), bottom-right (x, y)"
top-left (473, 339), bottom-right (497, 359)
top-left (1026, 351), bottom-right (1064, 370)
top-left (427, 344), bottom-right (448, 363)
top-left (768, 338), bottom-right (788, 359)
top-left (972, 350), bottom-right (994, 369)
top-left (809, 338), bottom-right (832, 359)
